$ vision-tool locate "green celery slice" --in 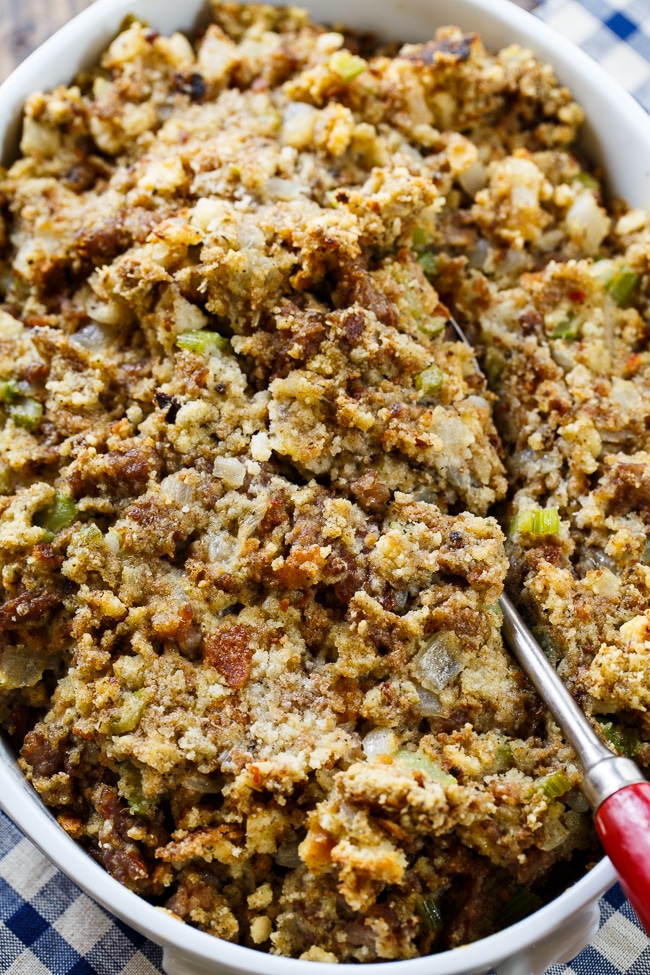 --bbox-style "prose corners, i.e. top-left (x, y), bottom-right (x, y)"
top-left (536, 769), bottom-right (571, 799)
top-left (417, 894), bottom-right (443, 932)
top-left (550, 315), bottom-right (579, 340)
top-left (595, 264), bottom-right (639, 305)
top-left (495, 887), bottom-right (543, 929)
top-left (598, 719), bottom-right (644, 758)
top-left (9, 398), bottom-right (43, 430)
top-left (509, 507), bottom-right (560, 536)
top-left (0, 378), bottom-right (17, 403)
top-left (34, 493), bottom-right (78, 537)
top-left (415, 365), bottom-right (444, 396)
top-left (329, 50), bottom-right (367, 81)
top-left (176, 330), bottom-right (230, 355)
top-left (111, 689), bottom-right (147, 734)
top-left (394, 750), bottom-right (456, 784)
